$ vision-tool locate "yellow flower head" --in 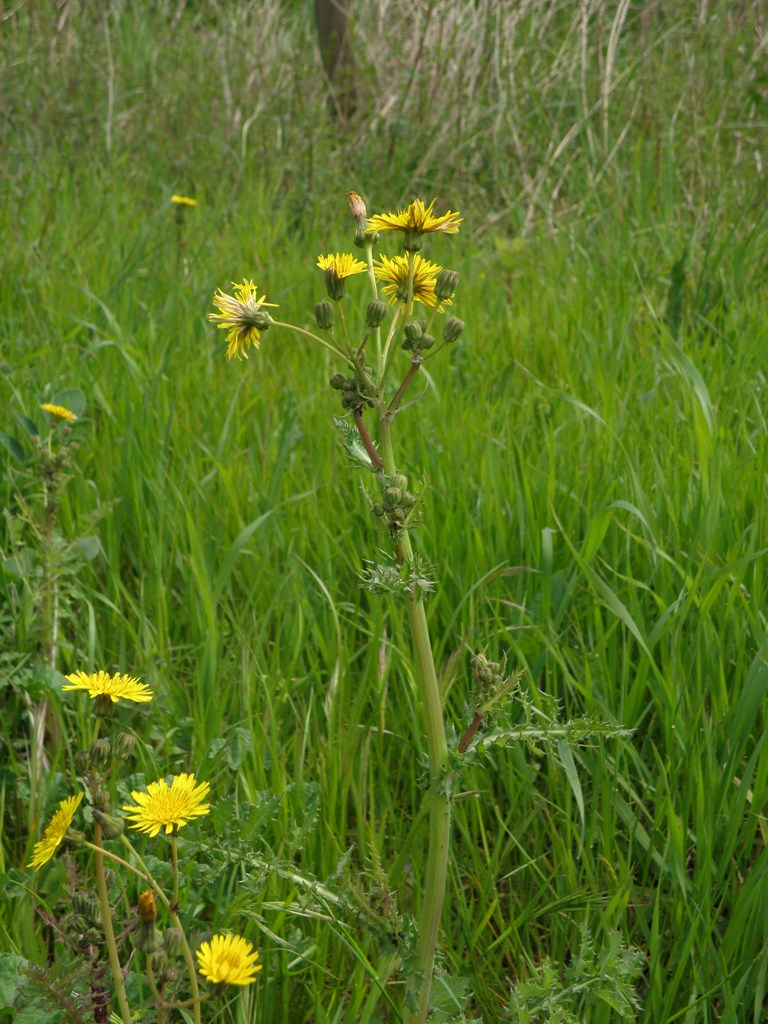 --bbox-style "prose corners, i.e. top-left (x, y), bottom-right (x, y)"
top-left (171, 194), bottom-right (198, 206)
top-left (368, 198), bottom-right (462, 237)
top-left (209, 279), bottom-right (278, 360)
top-left (197, 934), bottom-right (262, 986)
top-left (40, 403), bottom-right (77, 423)
top-left (63, 670), bottom-right (153, 705)
top-left (28, 793), bottom-right (84, 869)
top-left (316, 253), bottom-right (367, 279)
top-left (373, 253), bottom-right (450, 313)
top-left (122, 773), bottom-right (211, 838)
